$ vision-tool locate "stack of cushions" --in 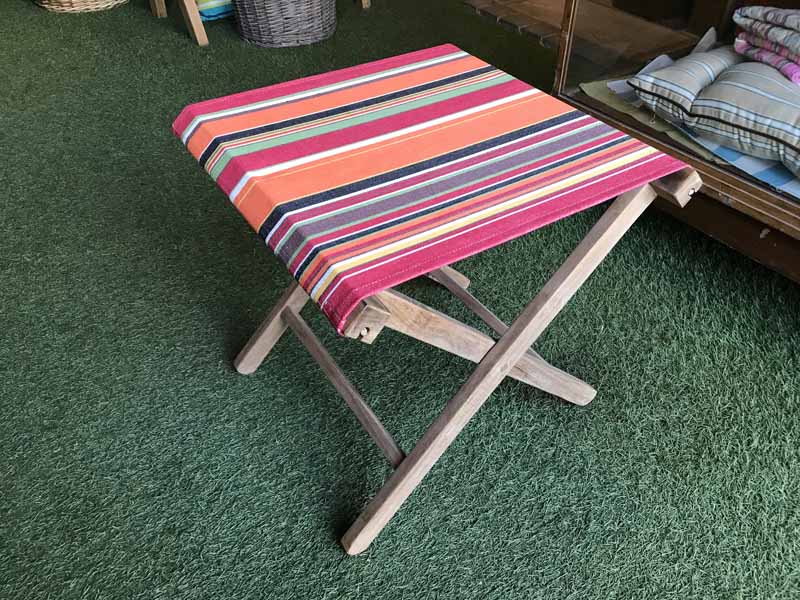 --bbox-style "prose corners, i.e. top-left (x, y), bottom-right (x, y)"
top-left (734, 6), bottom-right (800, 84)
top-left (692, 63), bottom-right (800, 175)
top-left (628, 47), bottom-right (741, 125)
top-left (629, 47), bottom-right (800, 177)
top-left (197, 0), bottom-right (232, 21)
